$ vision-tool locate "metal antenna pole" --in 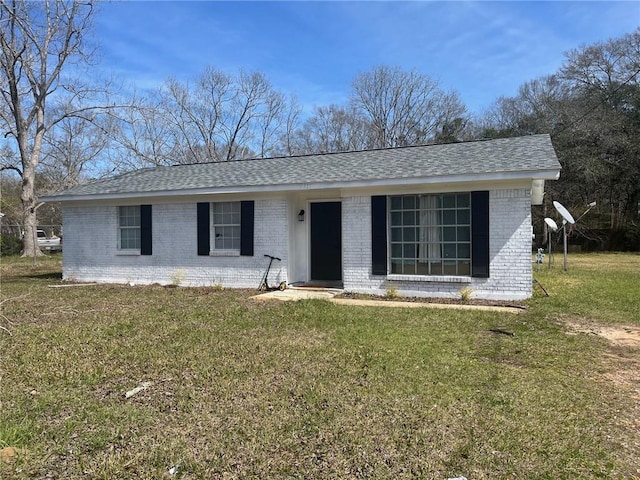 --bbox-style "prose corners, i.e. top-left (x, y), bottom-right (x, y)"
top-left (563, 221), bottom-right (568, 272)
